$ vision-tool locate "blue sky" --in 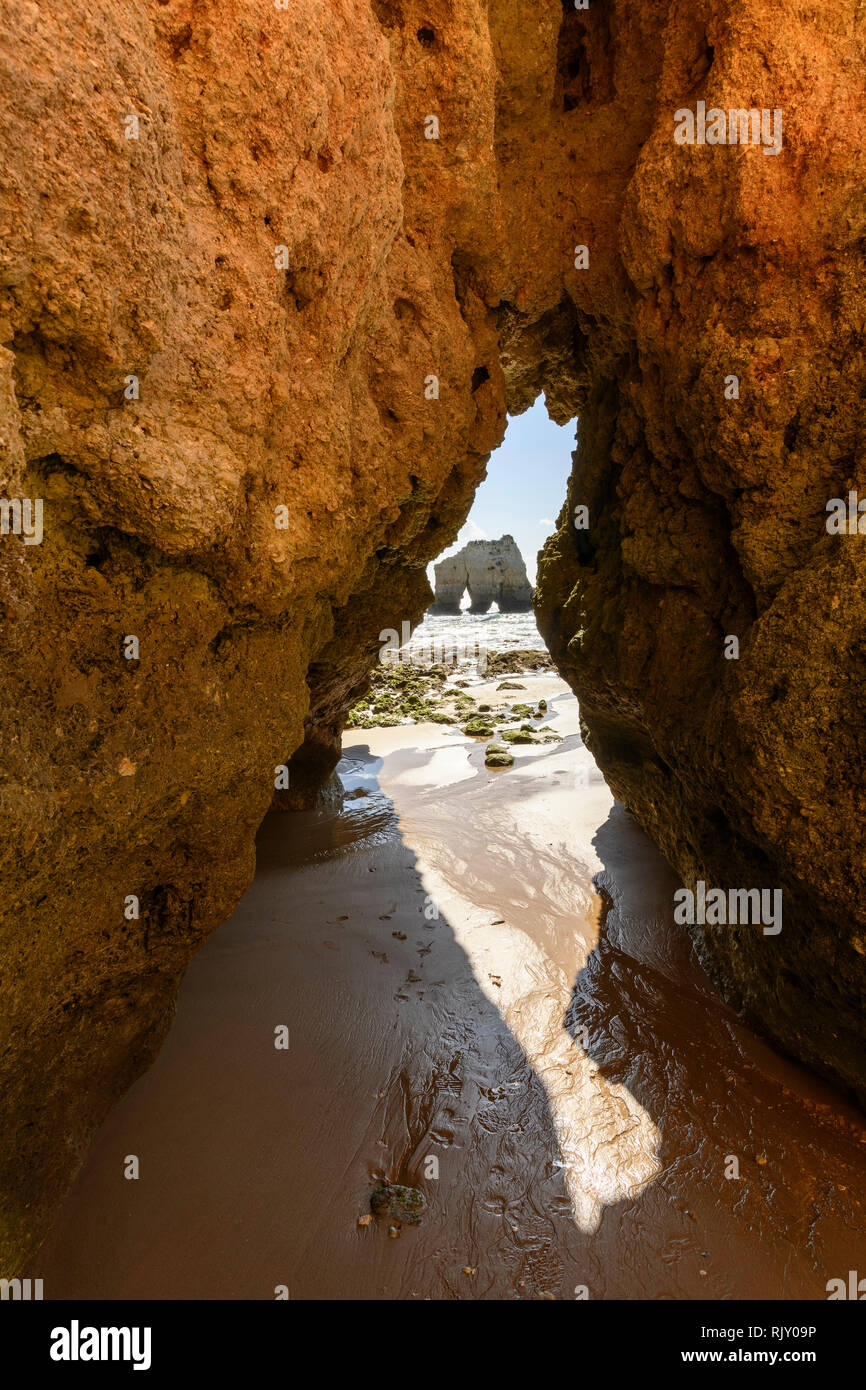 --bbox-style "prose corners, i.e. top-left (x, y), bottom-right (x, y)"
top-left (430, 399), bottom-right (576, 583)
